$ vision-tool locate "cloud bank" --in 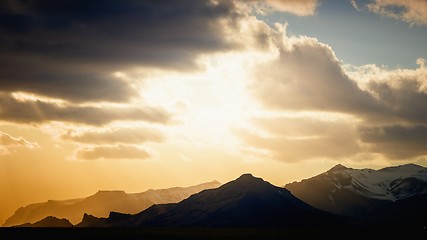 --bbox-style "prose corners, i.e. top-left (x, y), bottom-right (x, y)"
top-left (0, 0), bottom-right (242, 103)
top-left (241, 22), bottom-right (427, 162)
top-left (0, 93), bottom-right (171, 126)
